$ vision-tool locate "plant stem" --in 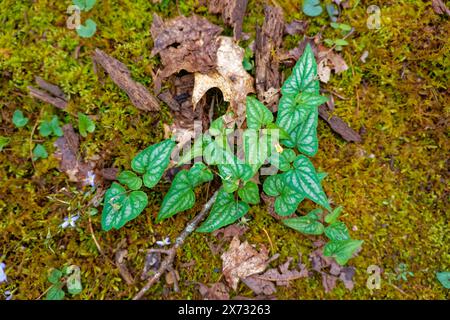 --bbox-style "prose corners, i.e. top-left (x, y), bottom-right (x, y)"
top-left (132, 189), bottom-right (219, 300)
